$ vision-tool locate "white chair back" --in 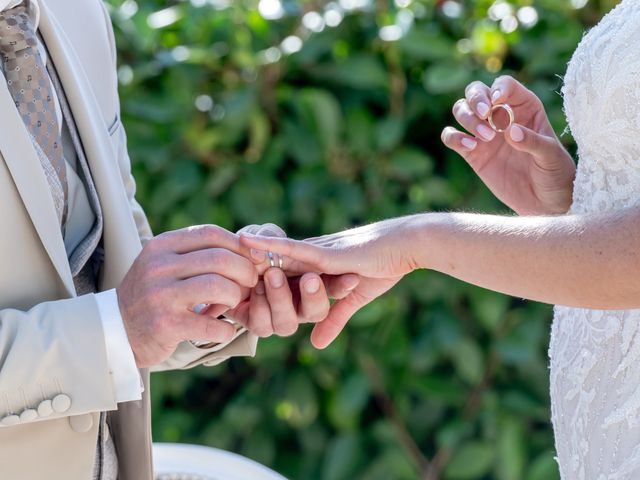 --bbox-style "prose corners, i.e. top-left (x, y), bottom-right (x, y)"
top-left (153, 443), bottom-right (289, 480)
